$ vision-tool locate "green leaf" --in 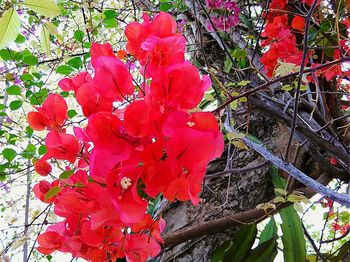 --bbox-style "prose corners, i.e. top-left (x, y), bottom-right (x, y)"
top-left (56, 65), bottom-right (74, 75)
top-left (23, 55), bottom-right (38, 65)
top-left (223, 224), bottom-right (257, 261)
top-left (44, 186), bottom-right (61, 200)
top-left (67, 109), bottom-right (77, 118)
top-left (160, 2), bottom-right (173, 11)
top-left (74, 30), bottom-right (84, 42)
top-left (9, 100), bottom-right (23, 110)
top-left (0, 49), bottom-right (12, 60)
top-left (259, 217), bottom-right (277, 244)
top-left (26, 126), bottom-right (33, 137)
top-left (0, 172), bottom-right (6, 181)
top-left (146, 194), bottom-right (162, 215)
top-left (24, 0), bottom-right (60, 17)
top-left (271, 168), bottom-right (306, 262)
top-left (237, 80), bottom-right (251, 86)
top-left (29, 89), bottom-right (48, 105)
top-left (103, 18), bottom-right (117, 28)
top-left (83, 42), bottom-right (91, 48)
top-left (15, 34), bottom-right (26, 44)
top-left (44, 22), bottom-right (63, 42)
top-left (60, 91), bottom-right (69, 97)
top-left (2, 148), bottom-right (16, 162)
top-left (232, 48), bottom-right (247, 59)
top-left (59, 169), bottom-right (74, 179)
top-left (38, 145), bottom-right (47, 155)
top-left (40, 25), bottom-right (50, 56)
top-left (21, 73), bottom-right (34, 82)
top-left (22, 144), bottom-right (36, 159)
top-left (6, 85), bottom-right (21, 95)
top-left (104, 10), bottom-right (117, 19)
top-left (67, 57), bottom-right (82, 69)
top-left (0, 8), bottom-right (21, 49)
top-left (245, 238), bottom-right (277, 262)
top-left (212, 241), bottom-right (234, 262)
